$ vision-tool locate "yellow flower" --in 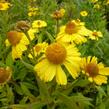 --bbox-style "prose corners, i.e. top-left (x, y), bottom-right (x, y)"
top-left (89, 30), bottom-right (103, 40)
top-left (0, 67), bottom-right (12, 85)
top-left (51, 8), bottom-right (65, 19)
top-left (0, 2), bottom-right (11, 11)
top-left (28, 6), bottom-right (39, 17)
top-left (80, 11), bottom-right (88, 17)
top-left (27, 28), bottom-right (38, 39)
top-left (107, 0), bottom-right (109, 4)
top-left (56, 19), bottom-right (91, 44)
top-left (81, 56), bottom-right (109, 85)
top-left (28, 42), bottom-right (48, 58)
top-left (34, 43), bottom-right (81, 85)
top-left (7, 31), bottom-right (30, 60)
top-left (32, 20), bottom-right (47, 28)
top-left (94, 4), bottom-right (100, 9)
